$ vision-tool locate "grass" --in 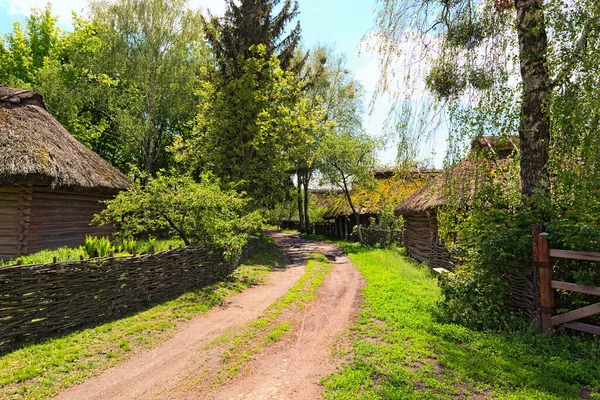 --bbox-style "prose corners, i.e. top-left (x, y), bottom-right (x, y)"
top-left (0, 236), bottom-right (281, 400)
top-left (323, 243), bottom-right (600, 400)
top-left (203, 253), bottom-right (334, 385)
top-left (0, 238), bottom-right (187, 267)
